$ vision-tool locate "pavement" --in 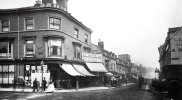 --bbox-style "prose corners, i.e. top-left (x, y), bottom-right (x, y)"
top-left (0, 83), bottom-right (135, 93)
